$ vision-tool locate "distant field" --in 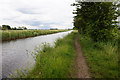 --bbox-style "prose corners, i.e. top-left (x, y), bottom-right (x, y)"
top-left (1, 30), bottom-right (68, 41)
